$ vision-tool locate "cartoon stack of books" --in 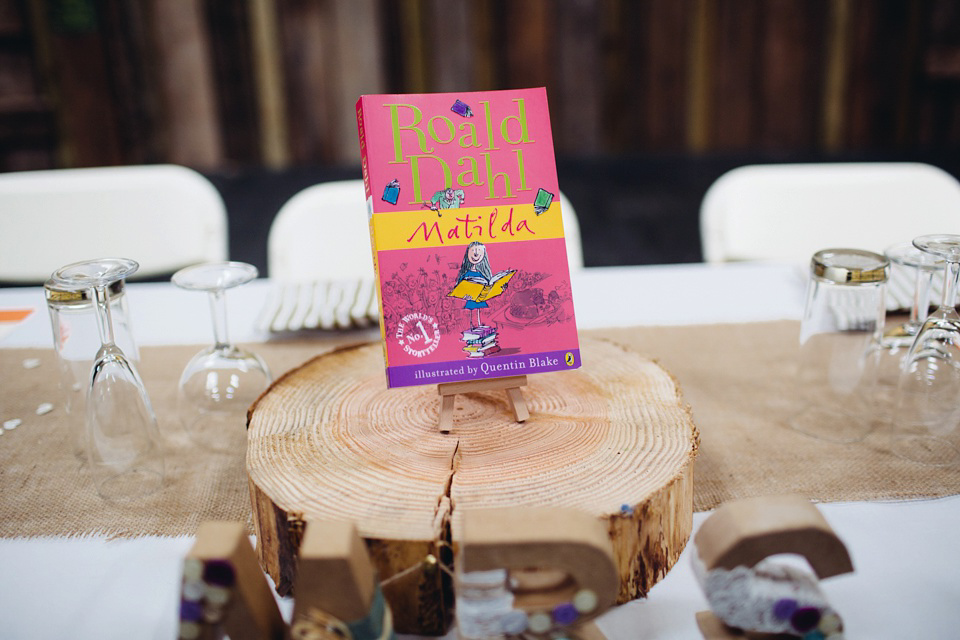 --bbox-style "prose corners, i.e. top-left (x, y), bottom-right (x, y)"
top-left (461, 325), bottom-right (501, 358)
